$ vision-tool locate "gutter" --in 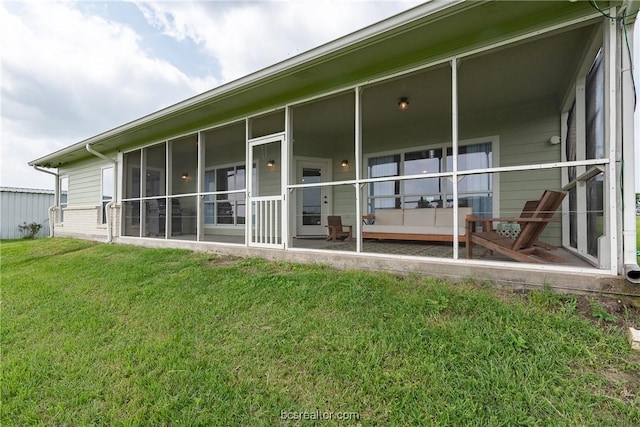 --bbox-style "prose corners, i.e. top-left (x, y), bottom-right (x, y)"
top-left (620, 4), bottom-right (640, 283)
top-left (32, 166), bottom-right (58, 238)
top-left (85, 144), bottom-right (117, 243)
